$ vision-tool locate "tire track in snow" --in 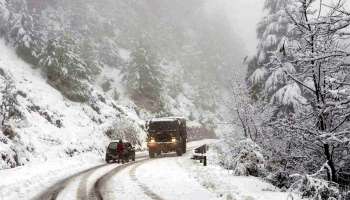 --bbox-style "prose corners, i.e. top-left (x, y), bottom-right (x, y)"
top-left (127, 147), bottom-right (197, 200)
top-left (35, 155), bottom-right (148, 200)
top-left (34, 164), bottom-right (106, 200)
top-left (76, 166), bottom-right (103, 200)
top-left (93, 155), bottom-right (149, 200)
top-left (129, 160), bottom-right (165, 200)
top-left (36, 145), bottom-right (198, 200)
